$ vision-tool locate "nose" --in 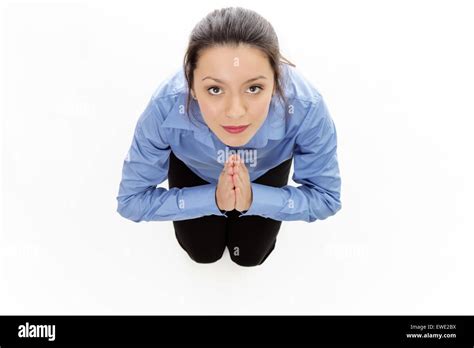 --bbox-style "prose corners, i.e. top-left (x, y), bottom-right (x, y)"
top-left (226, 94), bottom-right (246, 119)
